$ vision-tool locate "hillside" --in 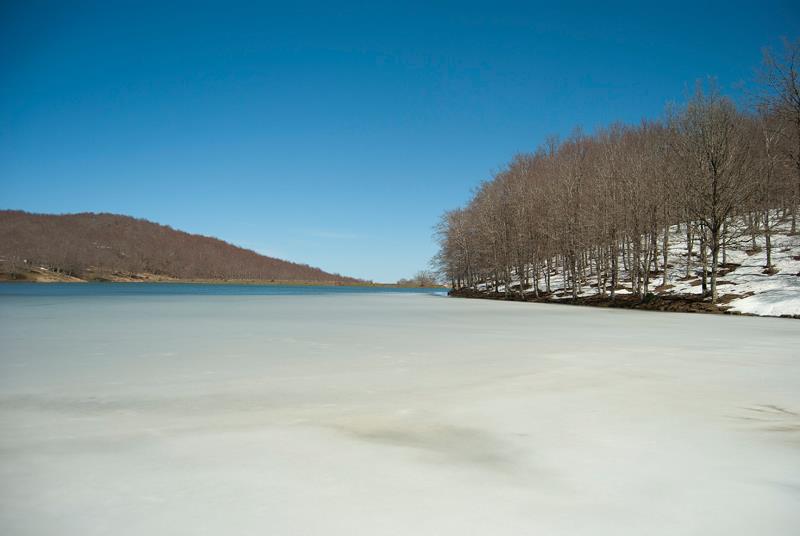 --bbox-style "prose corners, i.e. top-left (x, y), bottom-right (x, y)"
top-left (452, 214), bottom-right (800, 318)
top-left (0, 211), bottom-right (360, 284)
